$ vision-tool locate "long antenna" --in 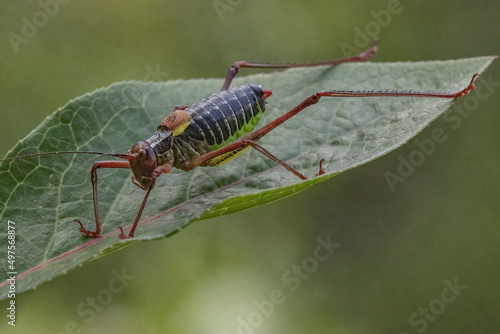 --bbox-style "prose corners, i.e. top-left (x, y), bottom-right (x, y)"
top-left (0, 151), bottom-right (128, 163)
